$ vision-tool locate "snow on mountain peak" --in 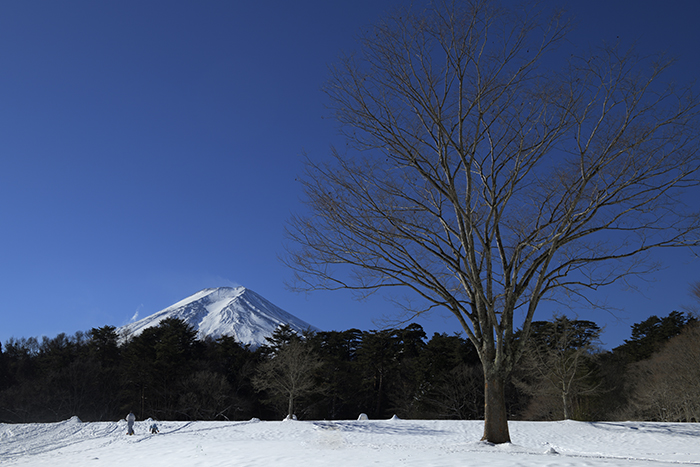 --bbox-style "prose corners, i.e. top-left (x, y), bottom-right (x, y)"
top-left (118, 287), bottom-right (318, 348)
